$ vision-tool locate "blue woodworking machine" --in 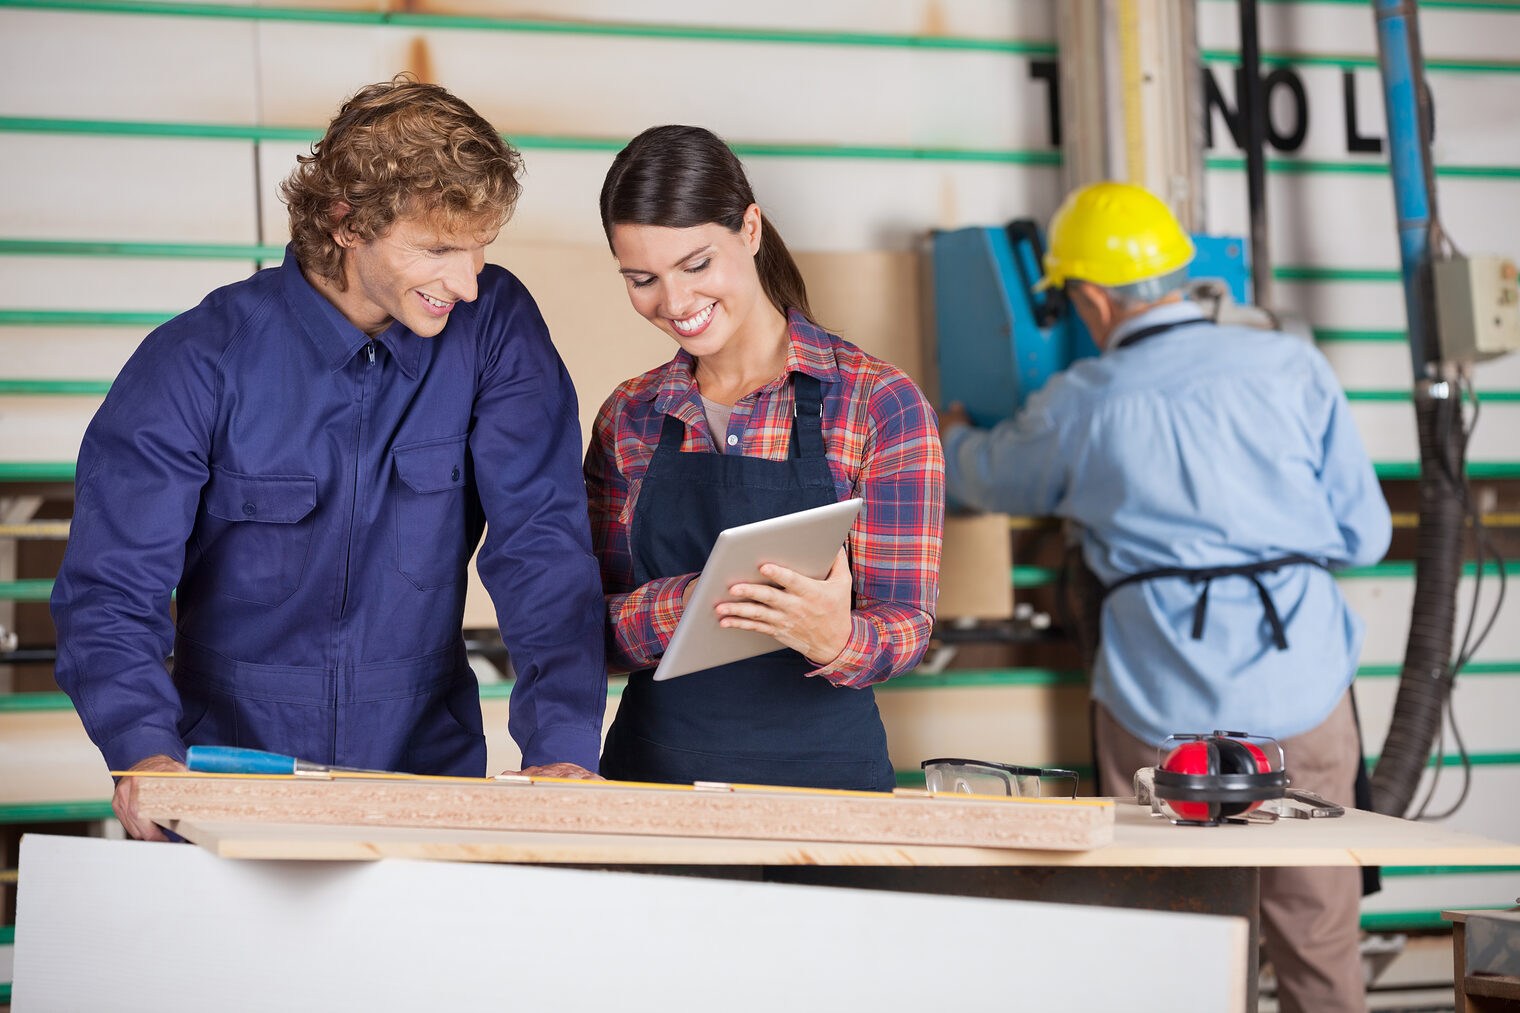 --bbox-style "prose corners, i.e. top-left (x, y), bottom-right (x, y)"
top-left (932, 221), bottom-right (1250, 426)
